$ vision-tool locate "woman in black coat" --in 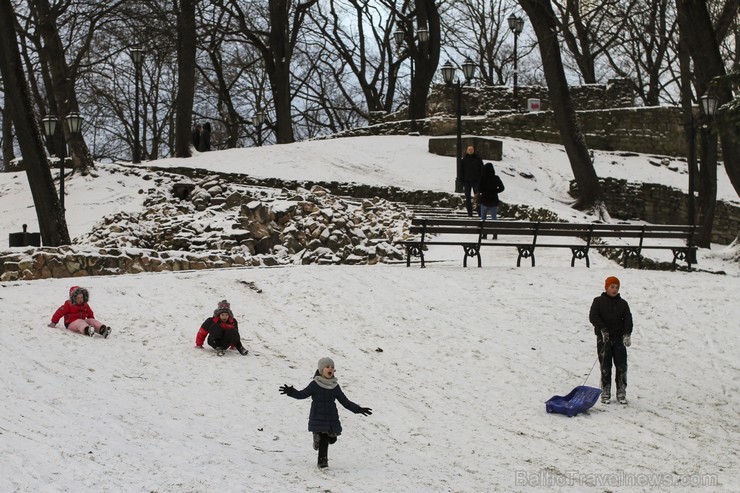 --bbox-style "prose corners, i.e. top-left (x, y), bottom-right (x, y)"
top-left (280, 357), bottom-right (372, 468)
top-left (476, 162), bottom-right (505, 238)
